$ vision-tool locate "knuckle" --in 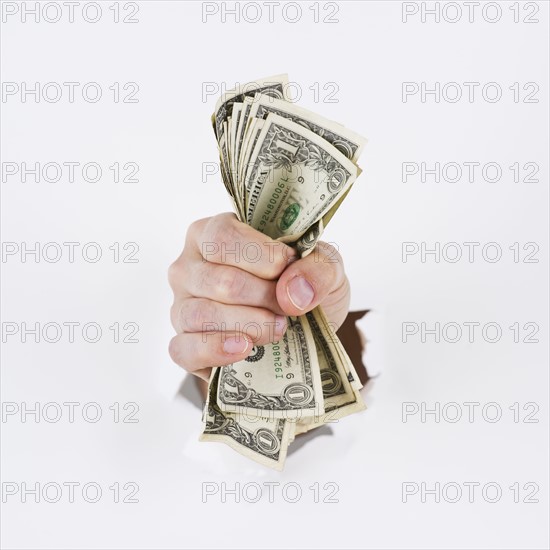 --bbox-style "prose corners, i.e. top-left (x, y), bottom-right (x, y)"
top-left (182, 298), bottom-right (217, 332)
top-left (319, 241), bottom-right (342, 263)
top-left (168, 335), bottom-right (187, 369)
top-left (317, 242), bottom-right (344, 283)
top-left (186, 217), bottom-right (210, 244)
top-left (327, 258), bottom-right (341, 286)
top-left (167, 258), bottom-right (184, 290)
top-left (216, 267), bottom-right (247, 301)
top-left (215, 212), bottom-right (238, 223)
top-left (207, 214), bottom-right (241, 252)
top-left (170, 301), bottom-right (183, 332)
top-left (322, 265), bottom-right (339, 293)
